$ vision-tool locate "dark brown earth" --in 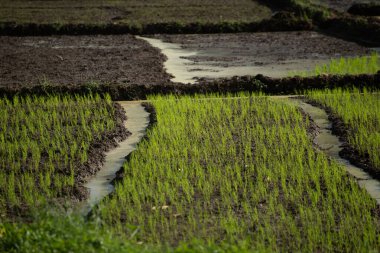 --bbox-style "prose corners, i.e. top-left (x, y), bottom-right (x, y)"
top-left (311, 0), bottom-right (373, 12)
top-left (0, 32), bottom-right (372, 88)
top-left (0, 35), bottom-right (171, 88)
top-left (0, 0), bottom-right (272, 26)
top-left (152, 31), bottom-right (371, 71)
top-left (347, 3), bottom-right (380, 16)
